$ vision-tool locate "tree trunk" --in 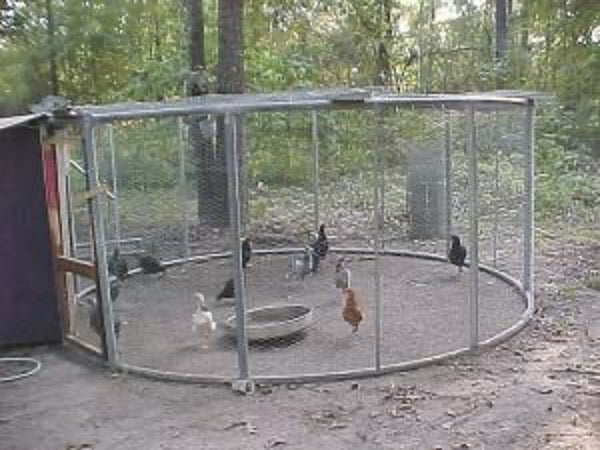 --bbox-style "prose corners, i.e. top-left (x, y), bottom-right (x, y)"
top-left (495, 0), bottom-right (508, 59)
top-left (495, 0), bottom-right (508, 88)
top-left (187, 0), bottom-right (220, 227)
top-left (218, 0), bottom-right (244, 95)
top-left (520, 0), bottom-right (529, 51)
top-left (375, 0), bottom-right (392, 86)
top-left (189, 0), bottom-right (204, 71)
top-left (46, 0), bottom-right (59, 95)
top-left (214, 0), bottom-right (245, 228)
